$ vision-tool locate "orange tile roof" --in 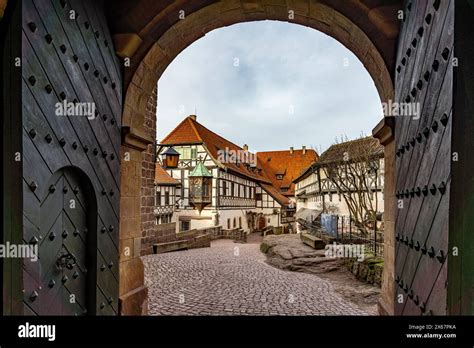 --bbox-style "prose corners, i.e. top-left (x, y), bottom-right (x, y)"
top-left (257, 149), bottom-right (319, 197)
top-left (155, 165), bottom-right (180, 185)
top-left (160, 116), bottom-right (320, 204)
top-left (161, 116), bottom-right (271, 184)
top-left (161, 117), bottom-right (202, 145)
